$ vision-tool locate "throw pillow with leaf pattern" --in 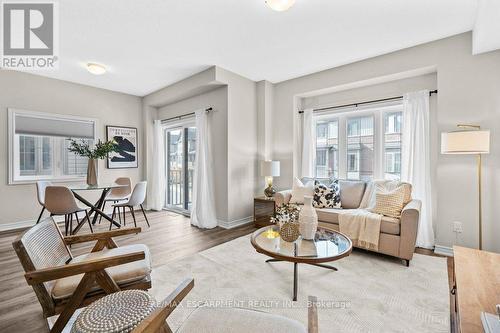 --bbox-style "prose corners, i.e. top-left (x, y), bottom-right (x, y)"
top-left (313, 180), bottom-right (341, 208)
